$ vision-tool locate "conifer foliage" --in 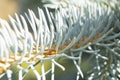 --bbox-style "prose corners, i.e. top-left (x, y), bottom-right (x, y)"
top-left (0, 0), bottom-right (120, 80)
